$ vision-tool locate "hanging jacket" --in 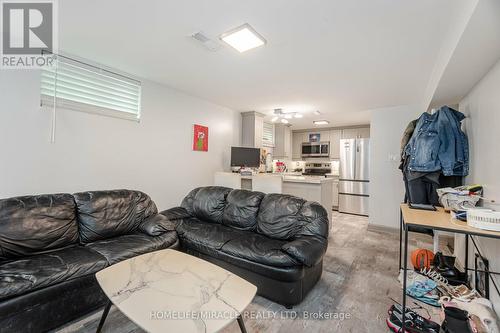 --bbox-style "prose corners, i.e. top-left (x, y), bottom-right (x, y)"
top-left (404, 106), bottom-right (468, 177)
